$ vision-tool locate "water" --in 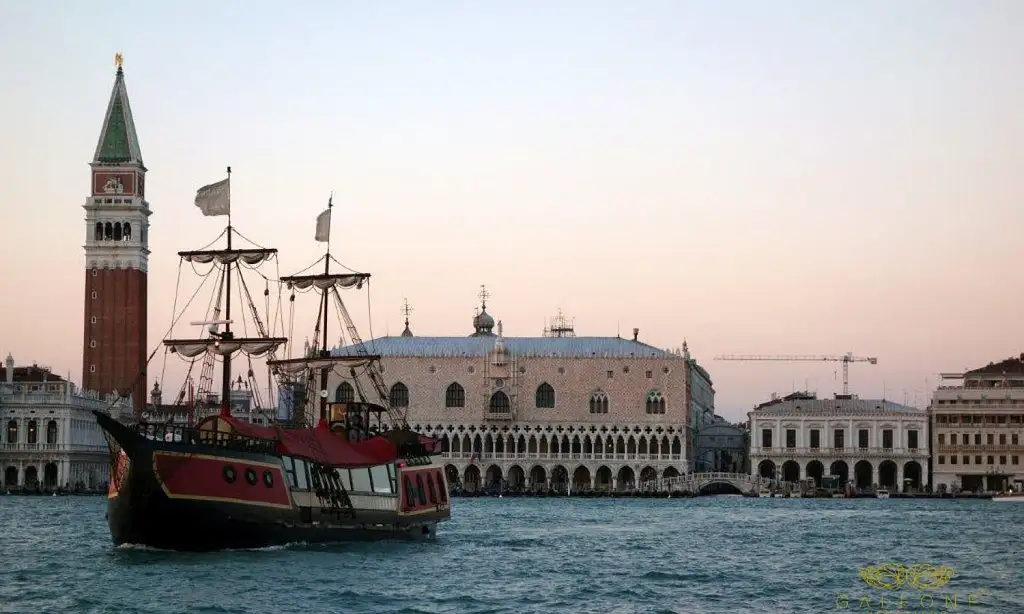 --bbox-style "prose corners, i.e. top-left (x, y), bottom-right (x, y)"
top-left (1, 495), bottom-right (1020, 613)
